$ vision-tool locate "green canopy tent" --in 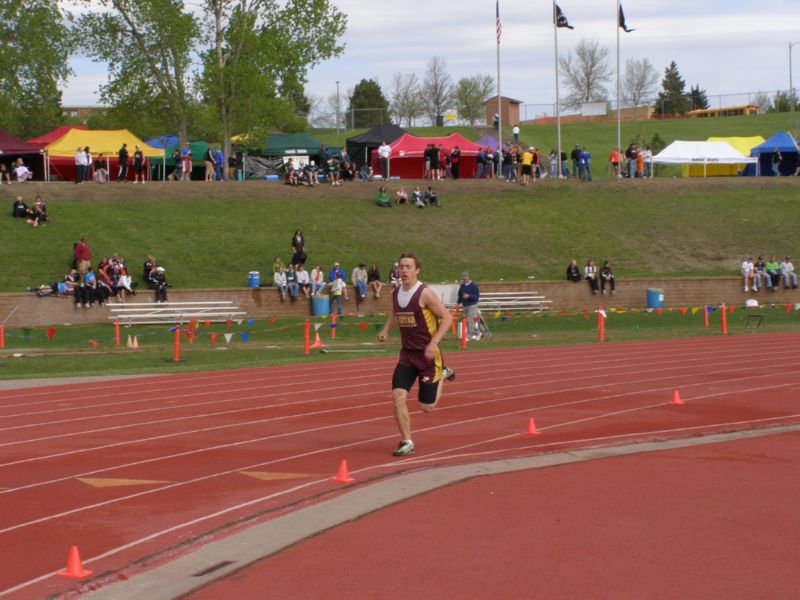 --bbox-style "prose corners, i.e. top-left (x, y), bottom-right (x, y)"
top-left (161, 141), bottom-right (211, 180)
top-left (244, 133), bottom-right (325, 179)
